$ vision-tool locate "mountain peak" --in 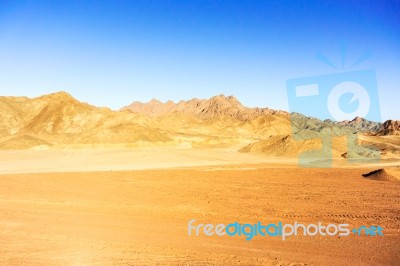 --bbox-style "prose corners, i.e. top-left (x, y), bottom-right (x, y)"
top-left (37, 91), bottom-right (77, 102)
top-left (47, 91), bottom-right (73, 98)
top-left (352, 116), bottom-right (365, 123)
top-left (148, 98), bottom-right (162, 104)
top-left (210, 94), bottom-right (240, 103)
